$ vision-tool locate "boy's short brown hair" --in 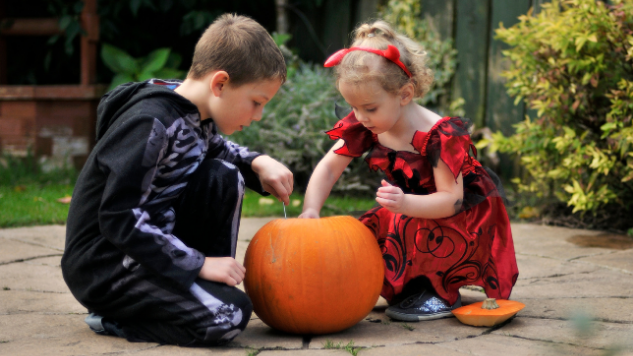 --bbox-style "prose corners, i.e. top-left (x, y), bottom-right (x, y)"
top-left (188, 14), bottom-right (286, 86)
